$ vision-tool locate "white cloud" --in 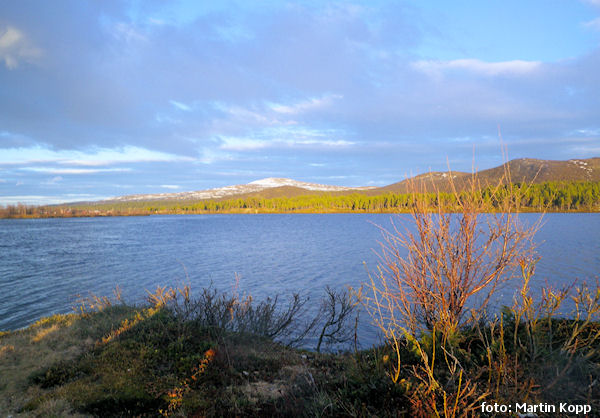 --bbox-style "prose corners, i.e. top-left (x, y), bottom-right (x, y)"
top-left (194, 147), bottom-right (235, 165)
top-left (219, 136), bottom-right (354, 151)
top-left (572, 128), bottom-right (600, 136)
top-left (1, 195), bottom-right (61, 205)
top-left (216, 124), bottom-right (354, 152)
top-left (298, 139), bottom-right (354, 147)
top-left (571, 145), bottom-right (600, 154)
top-left (159, 184), bottom-right (180, 189)
top-left (216, 103), bottom-right (281, 125)
top-left (219, 137), bottom-right (268, 151)
top-left (0, 26), bottom-right (41, 69)
top-left (170, 100), bottom-right (192, 112)
top-left (1, 194), bottom-right (108, 205)
top-left (412, 59), bottom-right (541, 77)
top-left (155, 114), bottom-right (182, 124)
top-left (22, 167), bottom-right (132, 174)
top-left (269, 94), bottom-right (343, 114)
top-left (112, 22), bottom-right (147, 43)
top-left (0, 145), bottom-right (193, 166)
top-left (148, 18), bottom-right (167, 26)
top-left (583, 17), bottom-right (600, 30)
top-left (44, 176), bottom-right (63, 184)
